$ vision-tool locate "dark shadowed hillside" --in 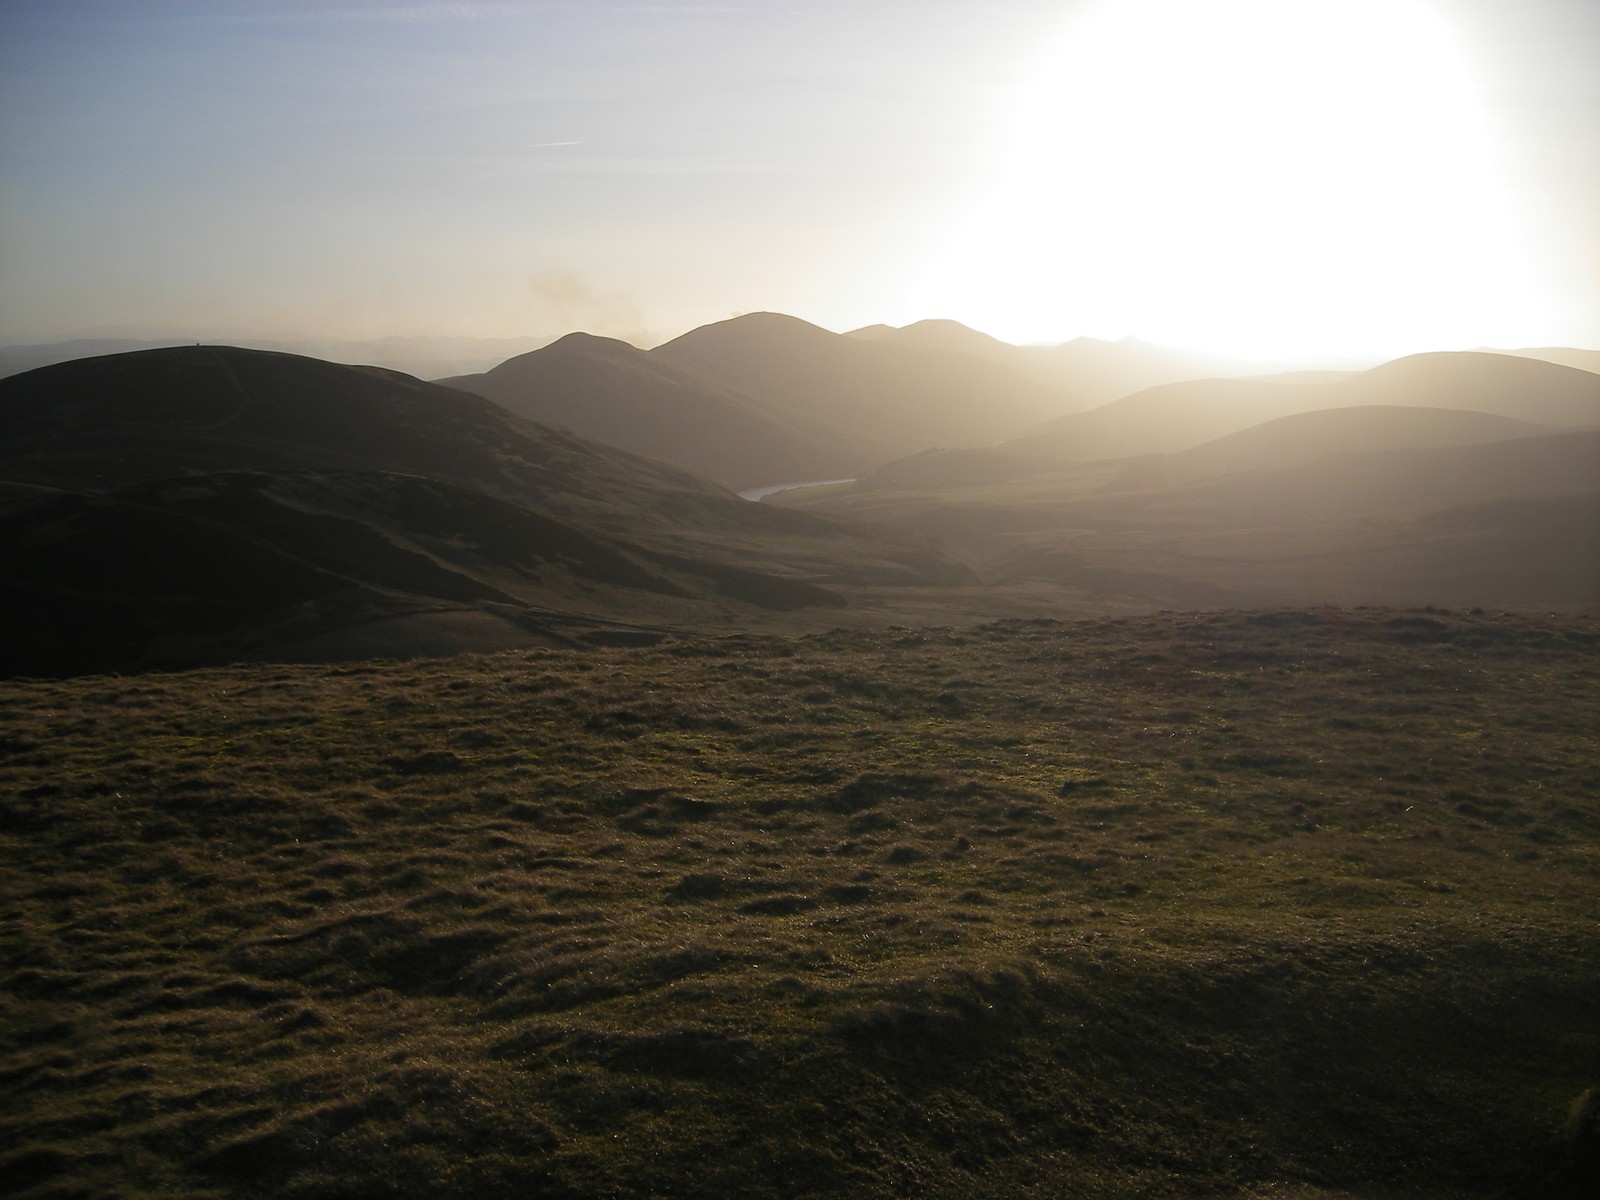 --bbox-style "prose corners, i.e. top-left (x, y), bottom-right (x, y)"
top-left (439, 332), bottom-right (862, 490)
top-left (0, 334), bottom-right (551, 382)
top-left (0, 347), bottom-right (972, 675)
top-left (0, 343), bottom-right (707, 515)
